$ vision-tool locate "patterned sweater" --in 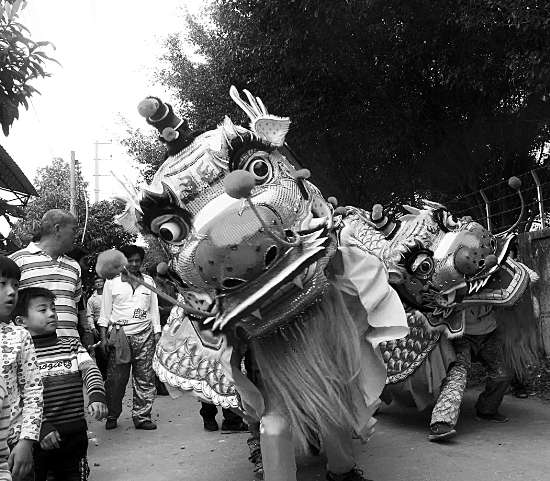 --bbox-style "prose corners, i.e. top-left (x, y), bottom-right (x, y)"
top-left (0, 376), bottom-right (11, 481)
top-left (0, 323), bottom-right (43, 445)
top-left (32, 334), bottom-right (105, 438)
